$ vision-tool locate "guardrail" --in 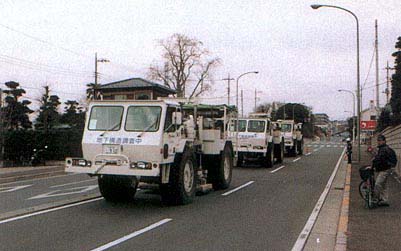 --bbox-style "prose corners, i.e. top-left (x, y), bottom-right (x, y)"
top-left (372, 124), bottom-right (401, 175)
